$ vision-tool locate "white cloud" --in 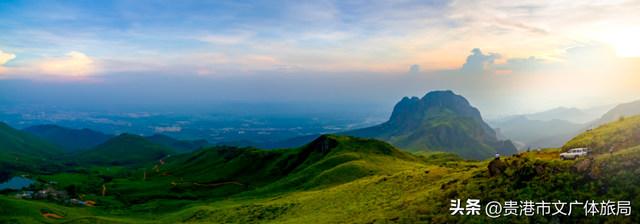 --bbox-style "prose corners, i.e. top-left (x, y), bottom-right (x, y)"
top-left (40, 51), bottom-right (95, 76)
top-left (0, 51), bottom-right (17, 73)
top-left (0, 51), bottom-right (95, 79)
top-left (0, 51), bottom-right (16, 65)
